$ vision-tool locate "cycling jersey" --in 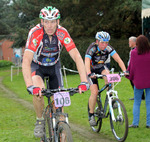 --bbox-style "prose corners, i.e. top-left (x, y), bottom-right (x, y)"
top-left (85, 42), bottom-right (116, 70)
top-left (25, 24), bottom-right (76, 66)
